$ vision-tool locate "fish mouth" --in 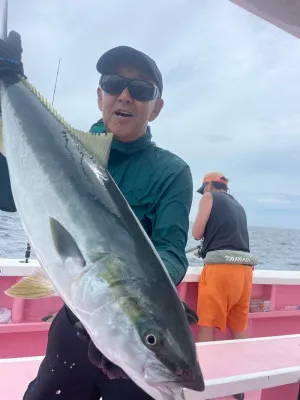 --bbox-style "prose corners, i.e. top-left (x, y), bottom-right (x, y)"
top-left (163, 370), bottom-right (205, 392)
top-left (172, 375), bottom-right (205, 392)
top-left (144, 361), bottom-right (205, 392)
